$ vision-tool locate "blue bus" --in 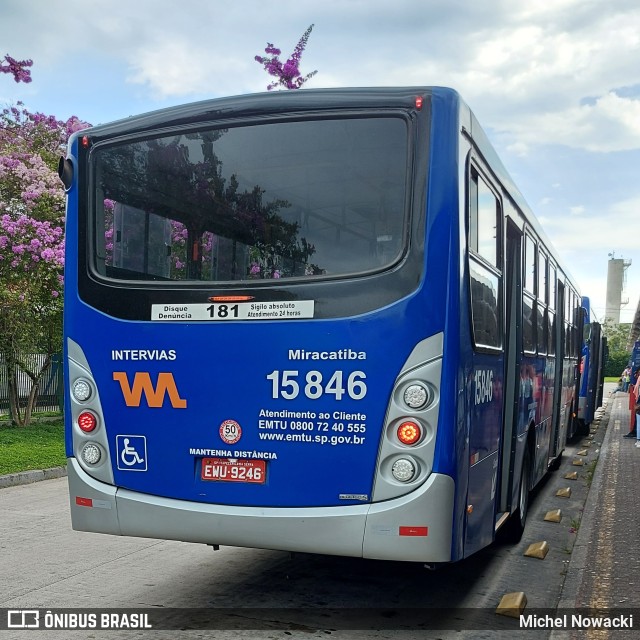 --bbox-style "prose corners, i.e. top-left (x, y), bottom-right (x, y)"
top-left (575, 297), bottom-right (607, 435)
top-left (60, 87), bottom-right (583, 563)
top-left (629, 341), bottom-right (640, 374)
